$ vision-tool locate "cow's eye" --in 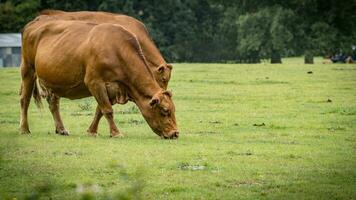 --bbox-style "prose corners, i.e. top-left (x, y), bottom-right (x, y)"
top-left (160, 108), bottom-right (170, 116)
